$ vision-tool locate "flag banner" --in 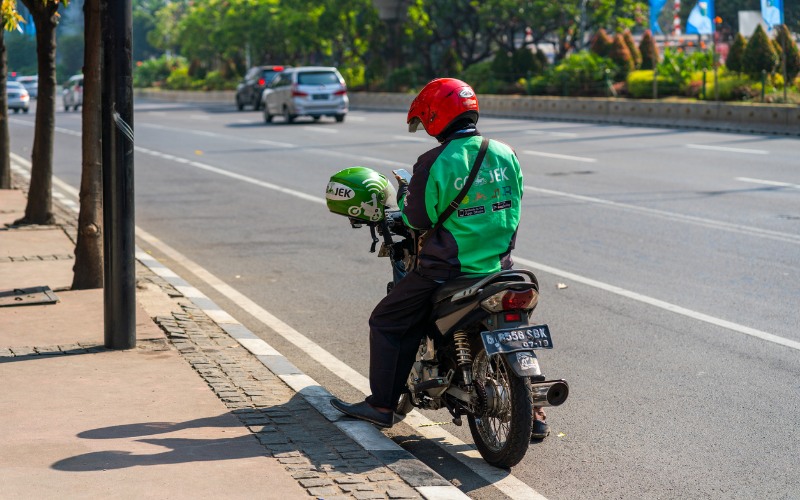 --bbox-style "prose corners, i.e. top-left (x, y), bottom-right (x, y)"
top-left (687, 0), bottom-right (714, 35)
top-left (650, 0), bottom-right (669, 34)
top-left (761, 0), bottom-right (784, 30)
